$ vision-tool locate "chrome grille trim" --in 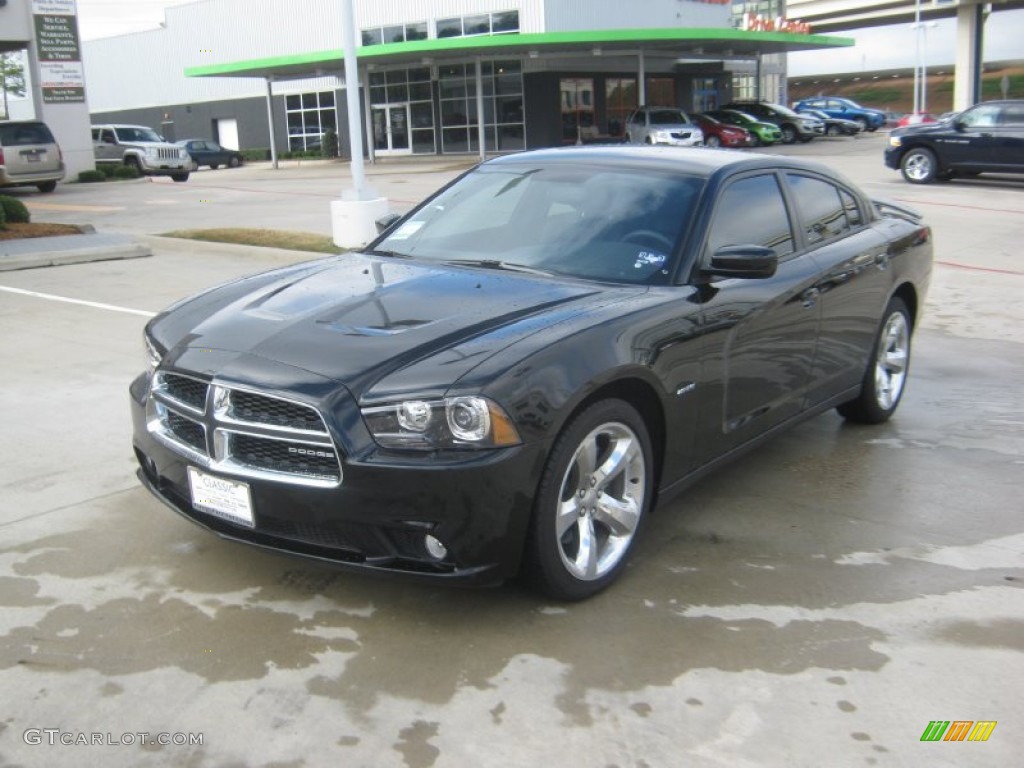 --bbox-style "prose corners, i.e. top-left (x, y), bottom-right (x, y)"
top-left (146, 373), bottom-right (342, 488)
